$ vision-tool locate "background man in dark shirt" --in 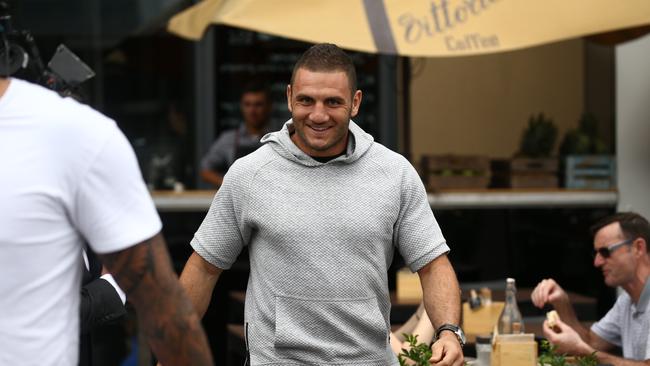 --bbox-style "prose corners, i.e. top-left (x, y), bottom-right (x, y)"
top-left (200, 81), bottom-right (272, 186)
